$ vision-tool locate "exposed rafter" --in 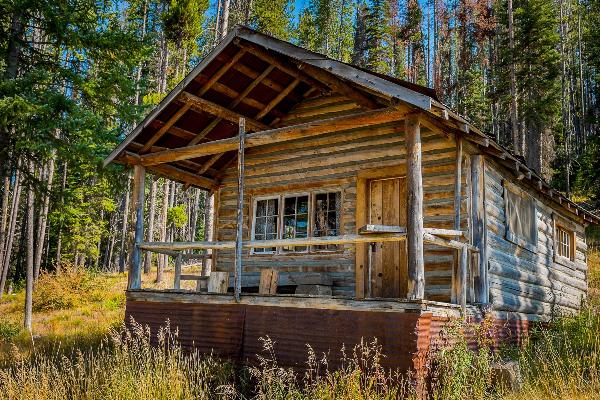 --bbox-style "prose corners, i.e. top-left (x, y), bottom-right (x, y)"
top-left (187, 65), bottom-right (276, 147)
top-left (141, 104), bottom-right (191, 152)
top-left (256, 78), bottom-right (300, 120)
top-left (150, 120), bottom-right (196, 141)
top-left (179, 91), bottom-right (268, 131)
top-left (234, 38), bottom-right (328, 92)
top-left (118, 152), bottom-right (218, 189)
top-left (197, 153), bottom-right (224, 175)
top-left (140, 50), bottom-right (247, 153)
